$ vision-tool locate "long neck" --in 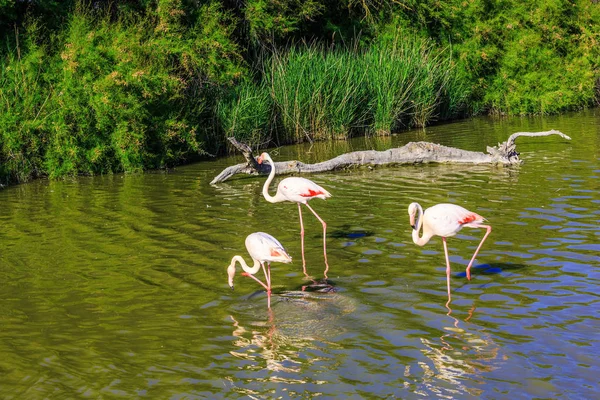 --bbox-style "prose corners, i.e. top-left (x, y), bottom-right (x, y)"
top-left (261, 154), bottom-right (284, 203)
top-left (231, 255), bottom-right (261, 275)
top-left (412, 204), bottom-right (433, 246)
